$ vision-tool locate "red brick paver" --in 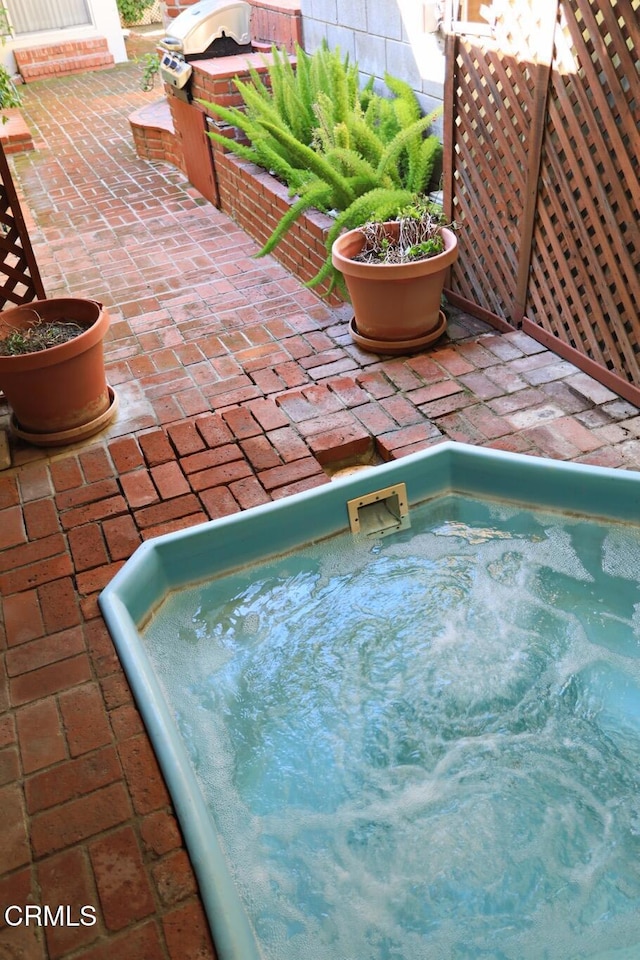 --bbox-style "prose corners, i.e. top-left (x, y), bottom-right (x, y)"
top-left (1, 44), bottom-right (639, 960)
